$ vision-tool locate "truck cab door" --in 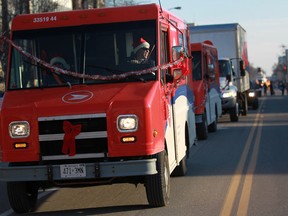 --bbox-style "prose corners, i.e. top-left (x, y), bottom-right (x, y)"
top-left (160, 27), bottom-right (177, 168)
top-left (204, 53), bottom-right (212, 123)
